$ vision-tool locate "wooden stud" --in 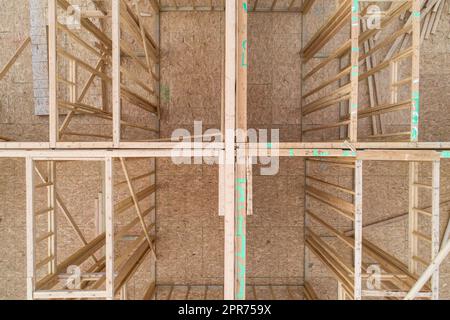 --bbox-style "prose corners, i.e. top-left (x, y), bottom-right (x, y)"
top-left (224, 0), bottom-right (236, 300)
top-left (105, 157), bottom-right (114, 300)
top-left (26, 157), bottom-right (36, 300)
top-left (112, 0), bottom-right (121, 147)
top-left (354, 160), bottom-right (363, 300)
top-left (48, 0), bottom-right (58, 148)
